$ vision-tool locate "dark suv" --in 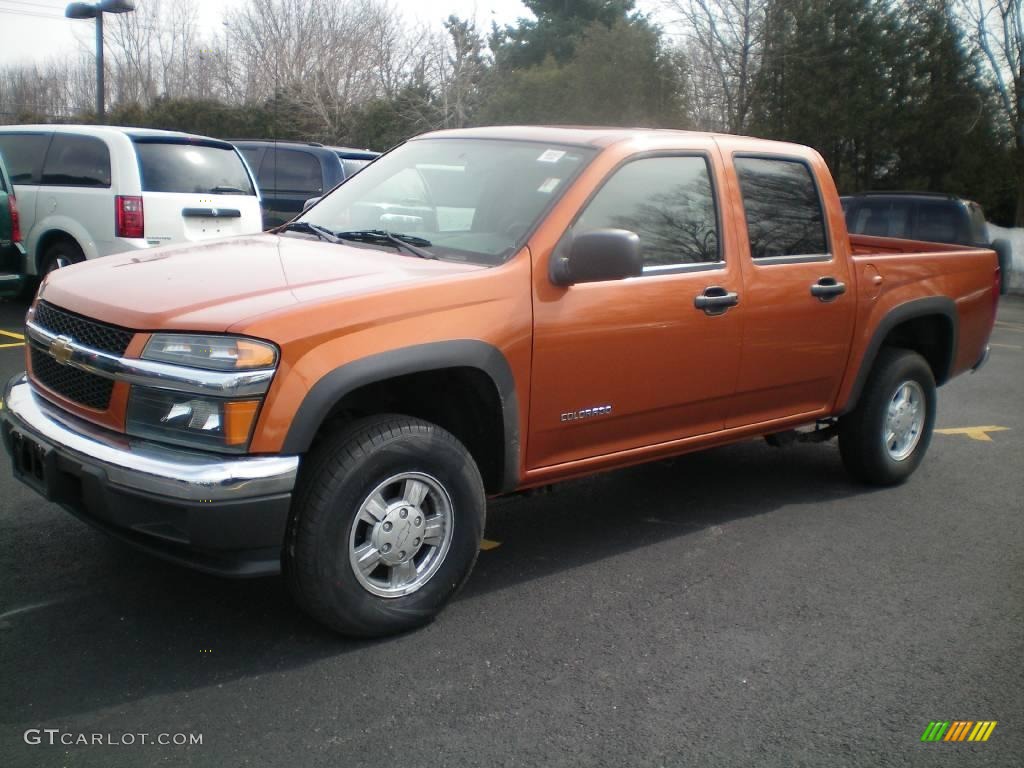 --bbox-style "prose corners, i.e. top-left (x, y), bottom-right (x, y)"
top-left (0, 149), bottom-right (25, 297)
top-left (841, 191), bottom-right (1011, 293)
top-left (232, 140), bottom-right (379, 228)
